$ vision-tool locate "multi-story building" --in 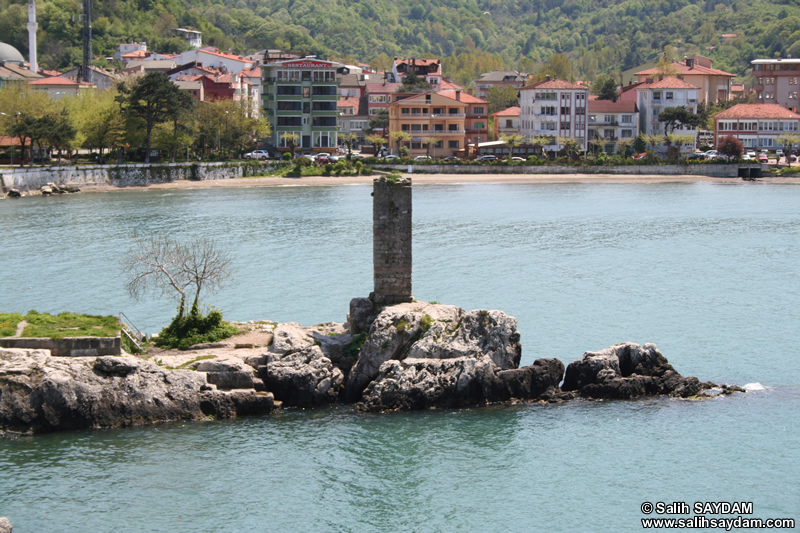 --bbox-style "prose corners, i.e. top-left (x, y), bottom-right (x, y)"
top-left (364, 80), bottom-right (402, 119)
top-left (751, 58), bottom-right (800, 112)
top-left (587, 99), bottom-right (639, 153)
top-left (713, 104), bottom-right (799, 151)
top-left (439, 89), bottom-right (489, 144)
top-left (635, 76), bottom-right (699, 138)
top-left (387, 92), bottom-right (467, 158)
top-left (474, 71), bottom-right (529, 100)
top-left (518, 78), bottom-right (589, 155)
top-left (391, 58), bottom-right (442, 88)
top-left (261, 56), bottom-right (341, 154)
top-left (338, 95), bottom-right (369, 148)
top-left (634, 56), bottom-right (735, 104)
top-left (491, 106), bottom-right (521, 139)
